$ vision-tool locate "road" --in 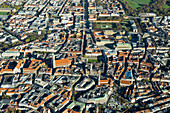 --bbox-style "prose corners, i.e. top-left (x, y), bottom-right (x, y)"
top-left (82, 0), bottom-right (89, 56)
top-left (92, 20), bottom-right (120, 23)
top-left (84, 0), bottom-right (89, 31)
top-left (119, 78), bottom-right (170, 83)
top-left (82, 0), bottom-right (89, 74)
